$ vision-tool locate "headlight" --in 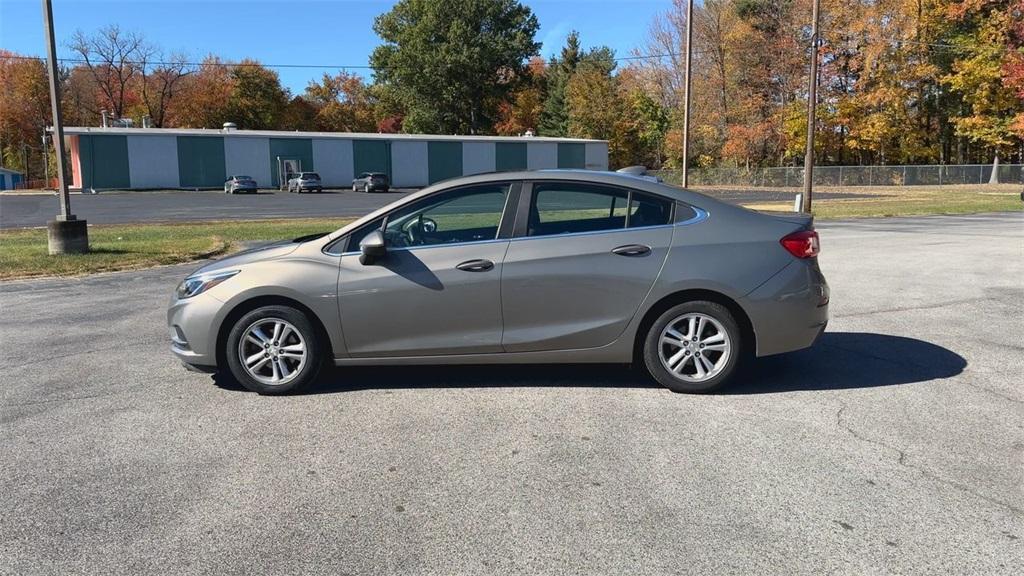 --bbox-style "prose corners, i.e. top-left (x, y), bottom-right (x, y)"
top-left (175, 269), bottom-right (239, 299)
